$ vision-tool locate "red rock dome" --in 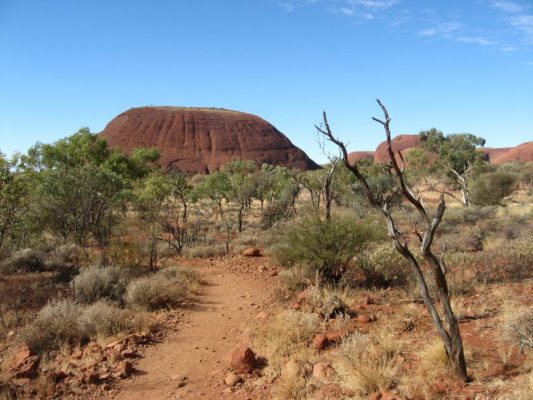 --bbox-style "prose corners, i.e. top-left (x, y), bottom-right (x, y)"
top-left (99, 107), bottom-right (319, 174)
top-left (347, 151), bottom-right (374, 165)
top-left (484, 142), bottom-right (533, 164)
top-left (374, 134), bottom-right (420, 163)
